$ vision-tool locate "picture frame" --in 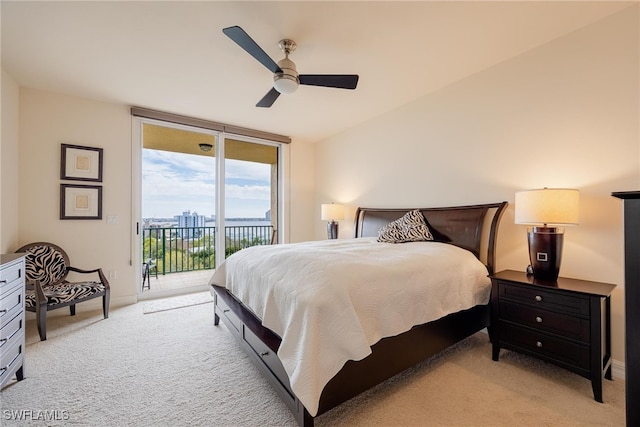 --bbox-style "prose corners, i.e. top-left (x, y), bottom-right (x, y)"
top-left (60, 144), bottom-right (103, 182)
top-left (60, 184), bottom-right (103, 220)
